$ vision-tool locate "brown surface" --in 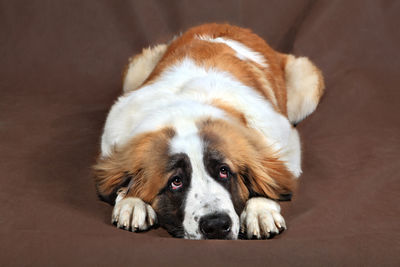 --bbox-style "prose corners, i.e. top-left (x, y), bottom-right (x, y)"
top-left (1, 0), bottom-right (399, 266)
